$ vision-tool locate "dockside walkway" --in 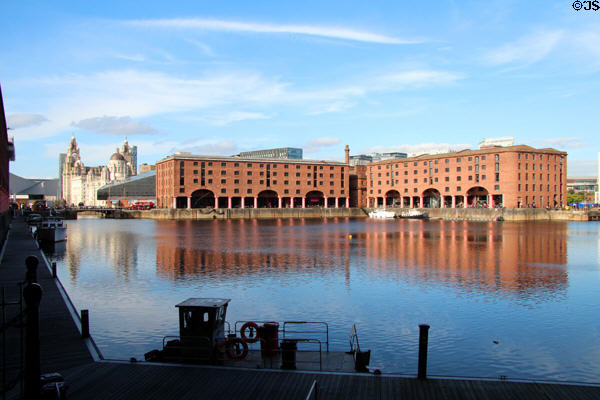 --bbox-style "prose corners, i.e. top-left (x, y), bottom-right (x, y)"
top-left (2, 217), bottom-right (600, 399)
